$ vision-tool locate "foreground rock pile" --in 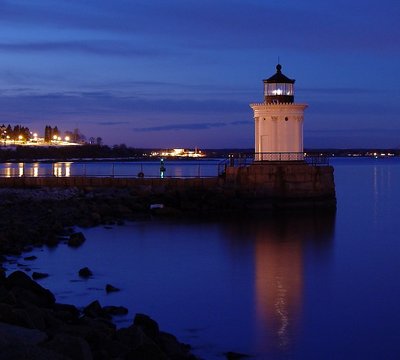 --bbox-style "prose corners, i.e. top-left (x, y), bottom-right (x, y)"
top-left (0, 188), bottom-right (200, 359)
top-left (0, 270), bottom-right (196, 359)
top-left (0, 187), bottom-right (150, 256)
top-left (0, 186), bottom-right (246, 257)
